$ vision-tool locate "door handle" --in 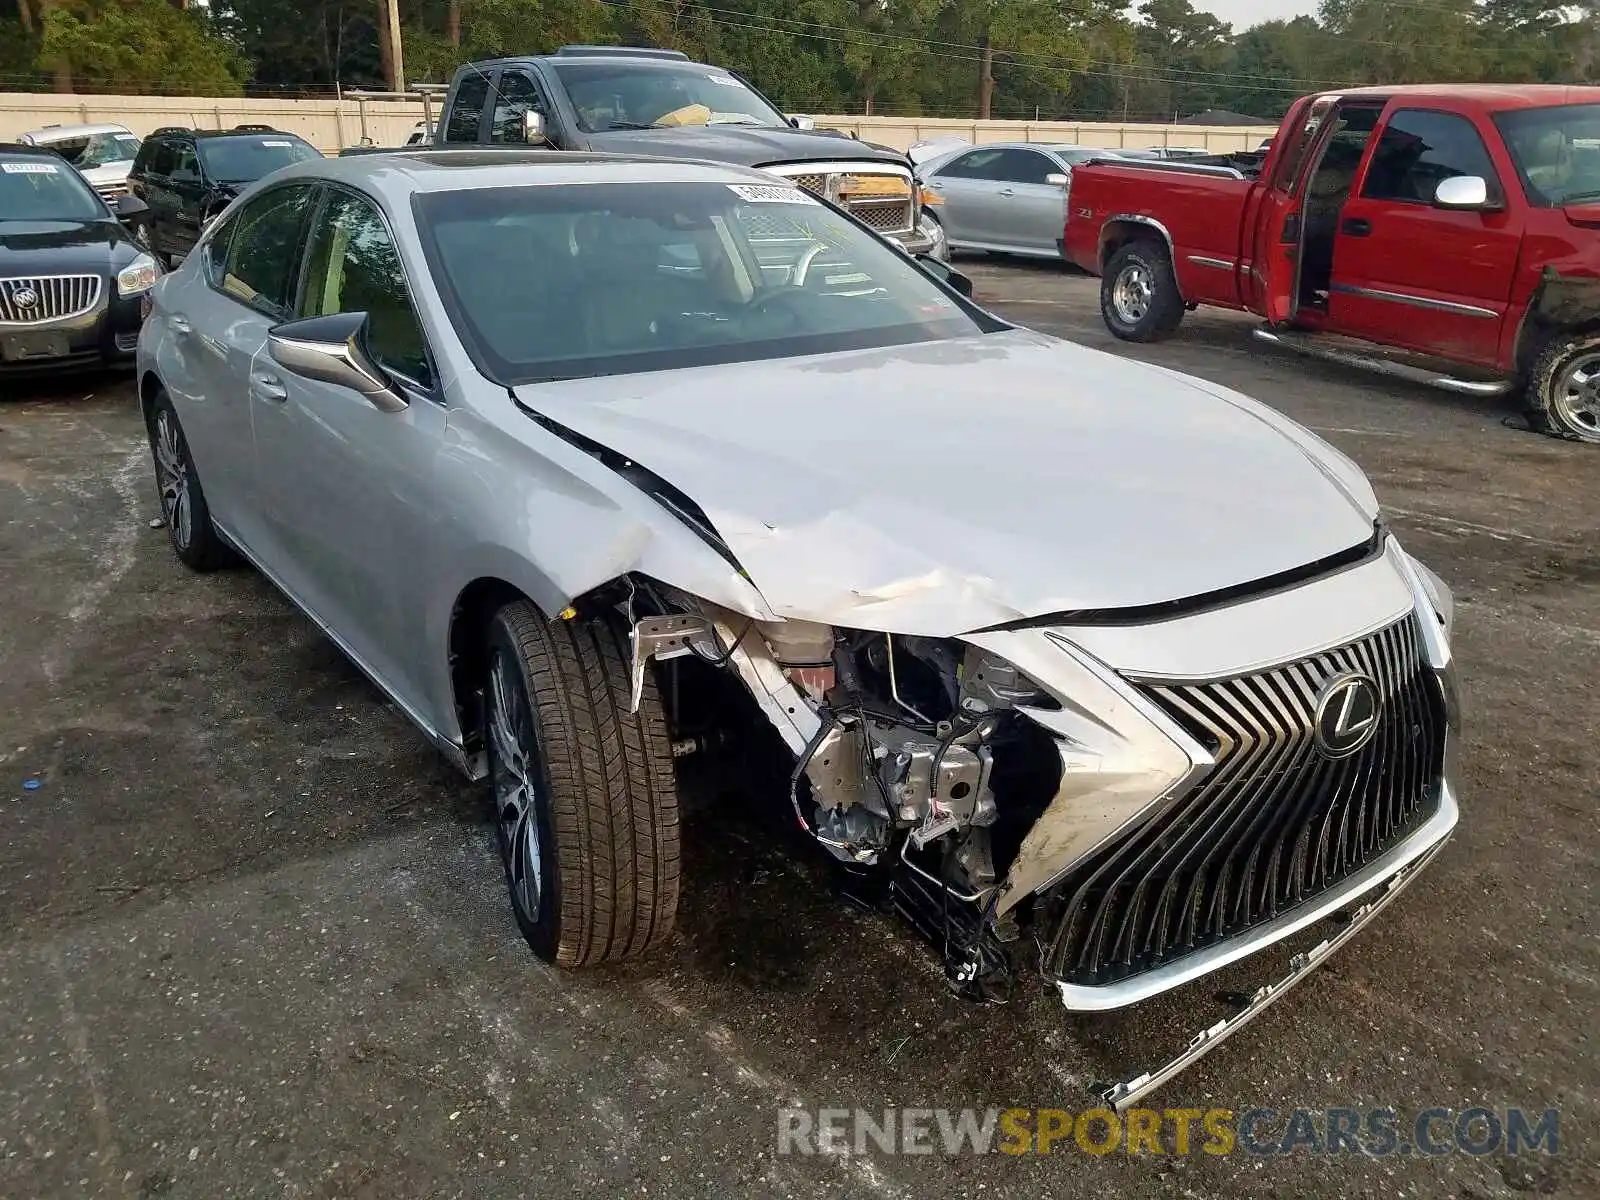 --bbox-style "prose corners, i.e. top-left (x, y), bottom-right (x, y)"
top-left (998, 188), bottom-right (1016, 197)
top-left (250, 372), bottom-right (288, 403)
top-left (1341, 217), bottom-right (1372, 237)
